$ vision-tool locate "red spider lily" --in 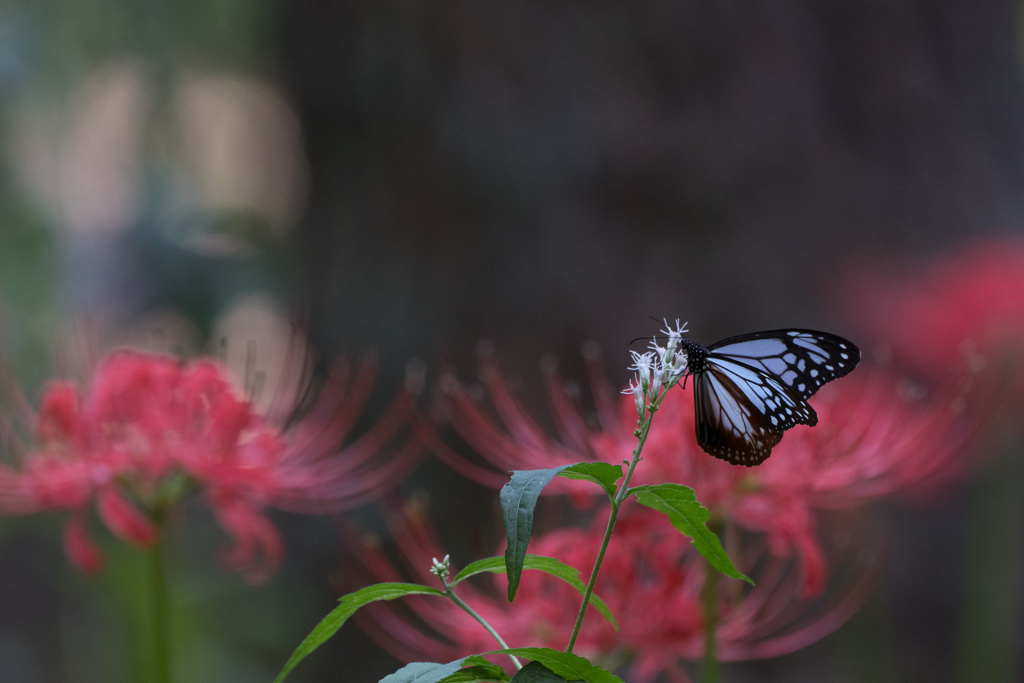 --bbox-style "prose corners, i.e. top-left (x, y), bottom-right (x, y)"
top-left (341, 500), bottom-right (875, 683)
top-left (0, 349), bottom-right (422, 582)
top-left (841, 238), bottom-right (1024, 382)
top-left (430, 344), bottom-right (623, 491)
top-left (430, 346), bottom-right (984, 595)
